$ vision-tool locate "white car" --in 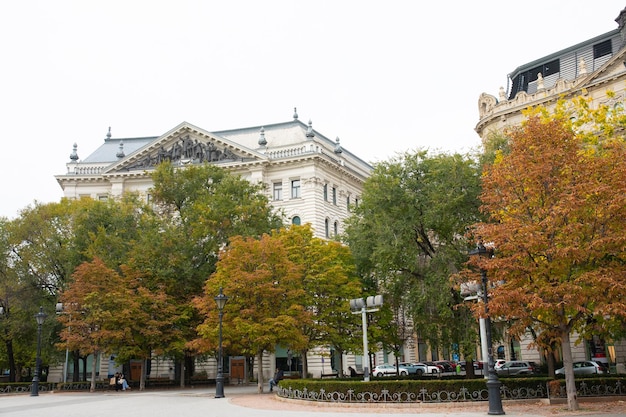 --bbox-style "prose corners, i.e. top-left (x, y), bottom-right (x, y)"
top-left (494, 360), bottom-right (506, 370)
top-left (415, 362), bottom-right (442, 374)
top-left (372, 364), bottom-right (409, 377)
